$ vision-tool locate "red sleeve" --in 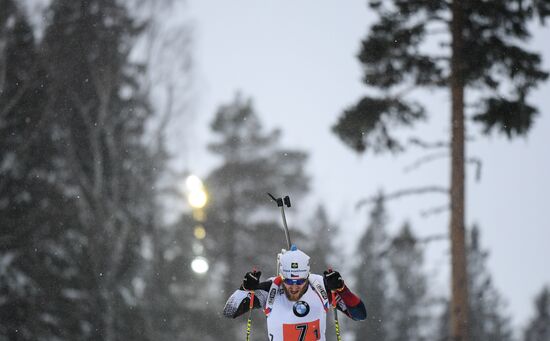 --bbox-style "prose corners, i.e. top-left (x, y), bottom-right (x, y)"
top-left (336, 285), bottom-right (361, 307)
